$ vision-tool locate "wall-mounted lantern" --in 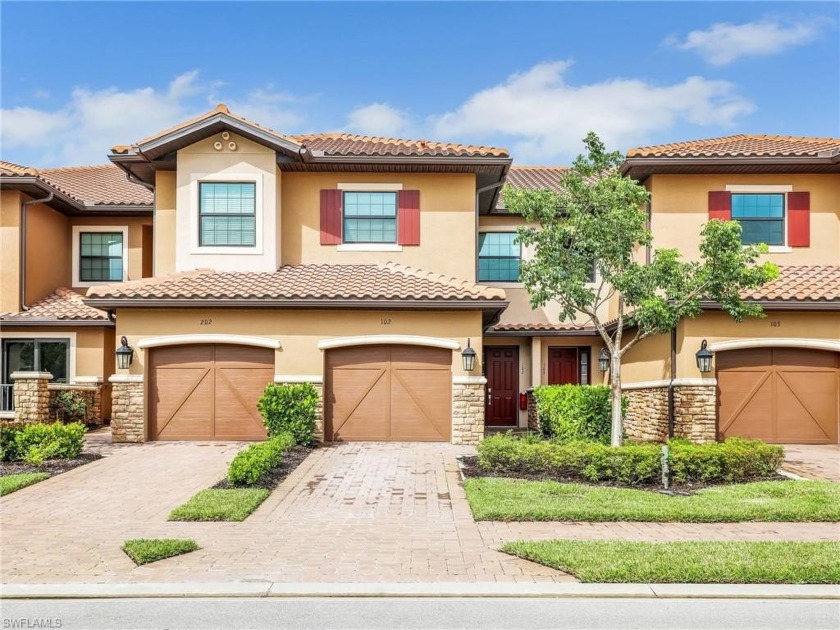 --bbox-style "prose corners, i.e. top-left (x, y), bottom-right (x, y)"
top-left (695, 339), bottom-right (713, 374)
top-left (116, 336), bottom-right (134, 370)
top-left (461, 339), bottom-right (477, 372)
top-left (599, 347), bottom-right (610, 373)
